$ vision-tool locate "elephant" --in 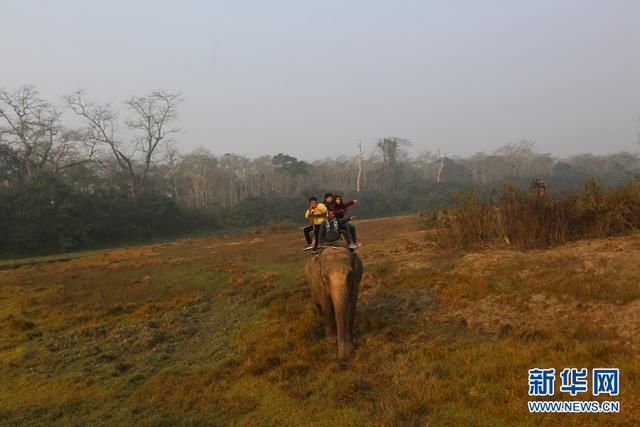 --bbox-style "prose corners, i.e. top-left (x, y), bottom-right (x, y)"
top-left (304, 246), bottom-right (363, 359)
